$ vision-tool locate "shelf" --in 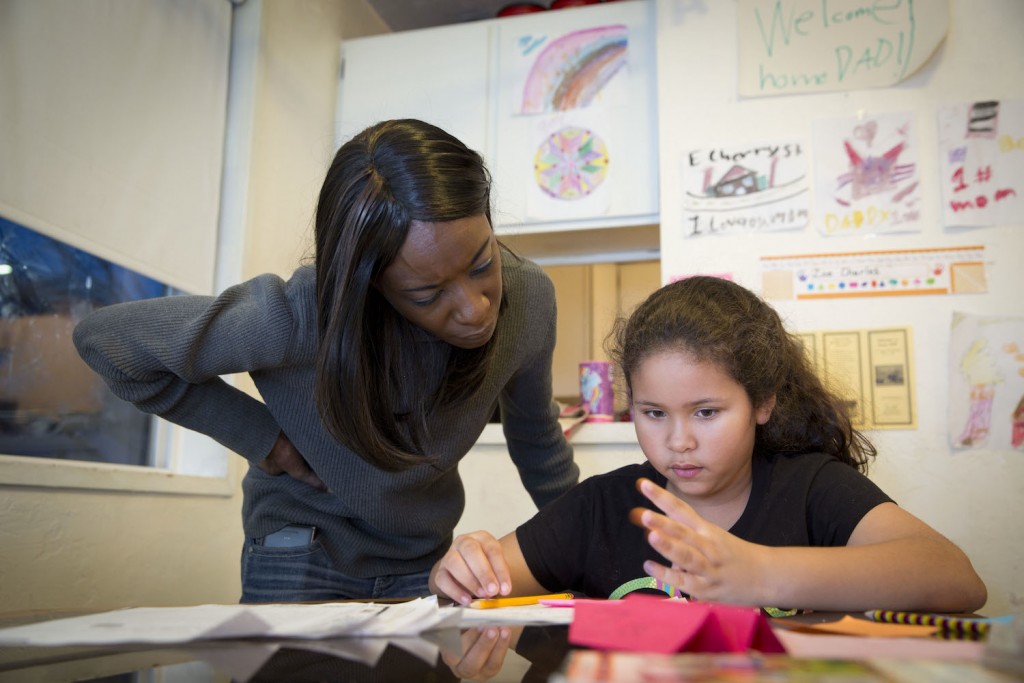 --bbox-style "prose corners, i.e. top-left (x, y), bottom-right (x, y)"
top-left (476, 421), bottom-right (638, 447)
top-left (498, 223), bottom-right (660, 266)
